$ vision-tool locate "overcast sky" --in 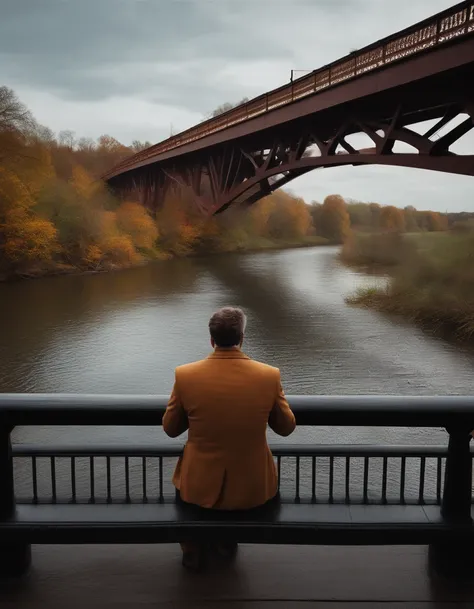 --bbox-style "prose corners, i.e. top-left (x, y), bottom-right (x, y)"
top-left (1, 0), bottom-right (472, 212)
